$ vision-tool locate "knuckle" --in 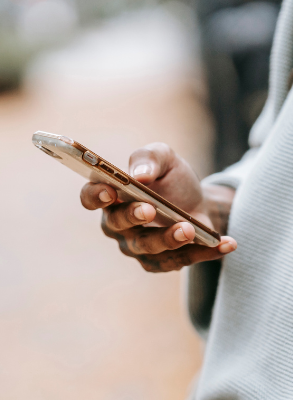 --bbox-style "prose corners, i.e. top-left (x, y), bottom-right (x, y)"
top-left (80, 197), bottom-right (94, 210)
top-left (131, 229), bottom-right (174, 255)
top-left (123, 204), bottom-right (137, 226)
top-left (101, 212), bottom-right (116, 238)
top-left (141, 263), bottom-right (158, 273)
top-left (175, 249), bottom-right (193, 267)
top-left (146, 142), bottom-right (170, 152)
top-left (80, 188), bottom-right (90, 209)
top-left (139, 260), bottom-right (152, 272)
top-left (106, 209), bottom-right (122, 231)
top-left (129, 147), bottom-right (152, 162)
top-left (80, 193), bottom-right (86, 208)
top-left (80, 183), bottom-right (99, 210)
top-left (153, 142), bottom-right (171, 153)
top-left (162, 234), bottom-right (176, 251)
top-left (134, 229), bottom-right (161, 254)
top-left (129, 145), bottom-right (161, 166)
top-left (160, 260), bottom-right (175, 272)
top-left (101, 220), bottom-right (111, 238)
top-left (118, 241), bottom-right (132, 257)
top-left (137, 255), bottom-right (162, 273)
top-left (135, 237), bottom-right (153, 254)
top-left (148, 142), bottom-right (174, 162)
top-left (107, 204), bottom-right (136, 231)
